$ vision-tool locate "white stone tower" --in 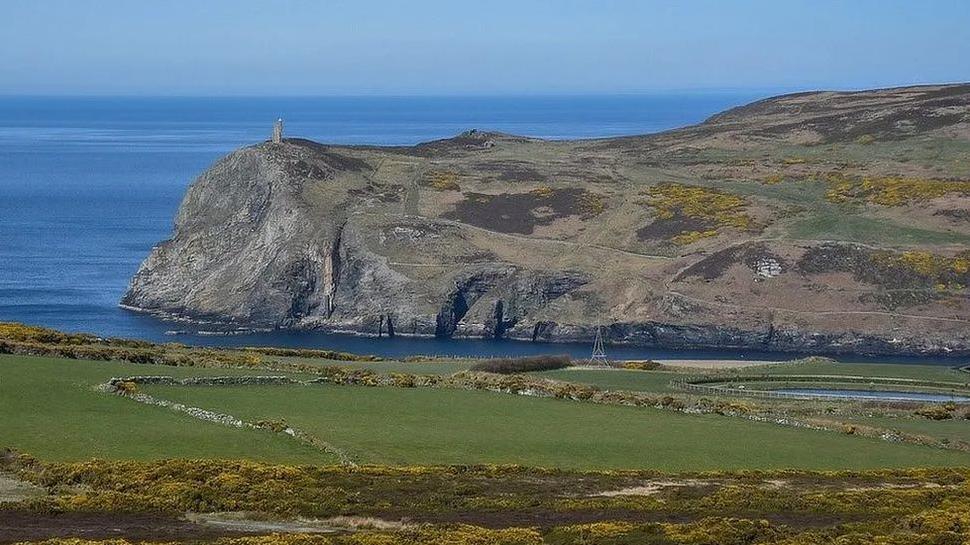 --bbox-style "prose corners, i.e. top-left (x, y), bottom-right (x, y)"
top-left (272, 118), bottom-right (284, 144)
